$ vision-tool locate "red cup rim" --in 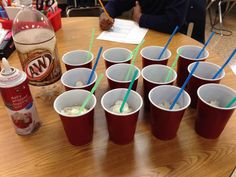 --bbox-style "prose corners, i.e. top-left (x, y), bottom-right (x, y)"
top-left (62, 50), bottom-right (94, 66)
top-left (61, 68), bottom-right (97, 89)
top-left (103, 47), bottom-right (132, 63)
top-left (106, 64), bottom-right (140, 83)
top-left (54, 89), bottom-right (97, 117)
top-left (176, 45), bottom-right (209, 61)
top-left (101, 88), bottom-right (143, 116)
top-left (197, 83), bottom-right (236, 110)
top-left (141, 64), bottom-right (177, 85)
top-left (187, 61), bottom-right (225, 81)
top-left (149, 85), bottom-right (191, 112)
top-left (140, 46), bottom-right (171, 61)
